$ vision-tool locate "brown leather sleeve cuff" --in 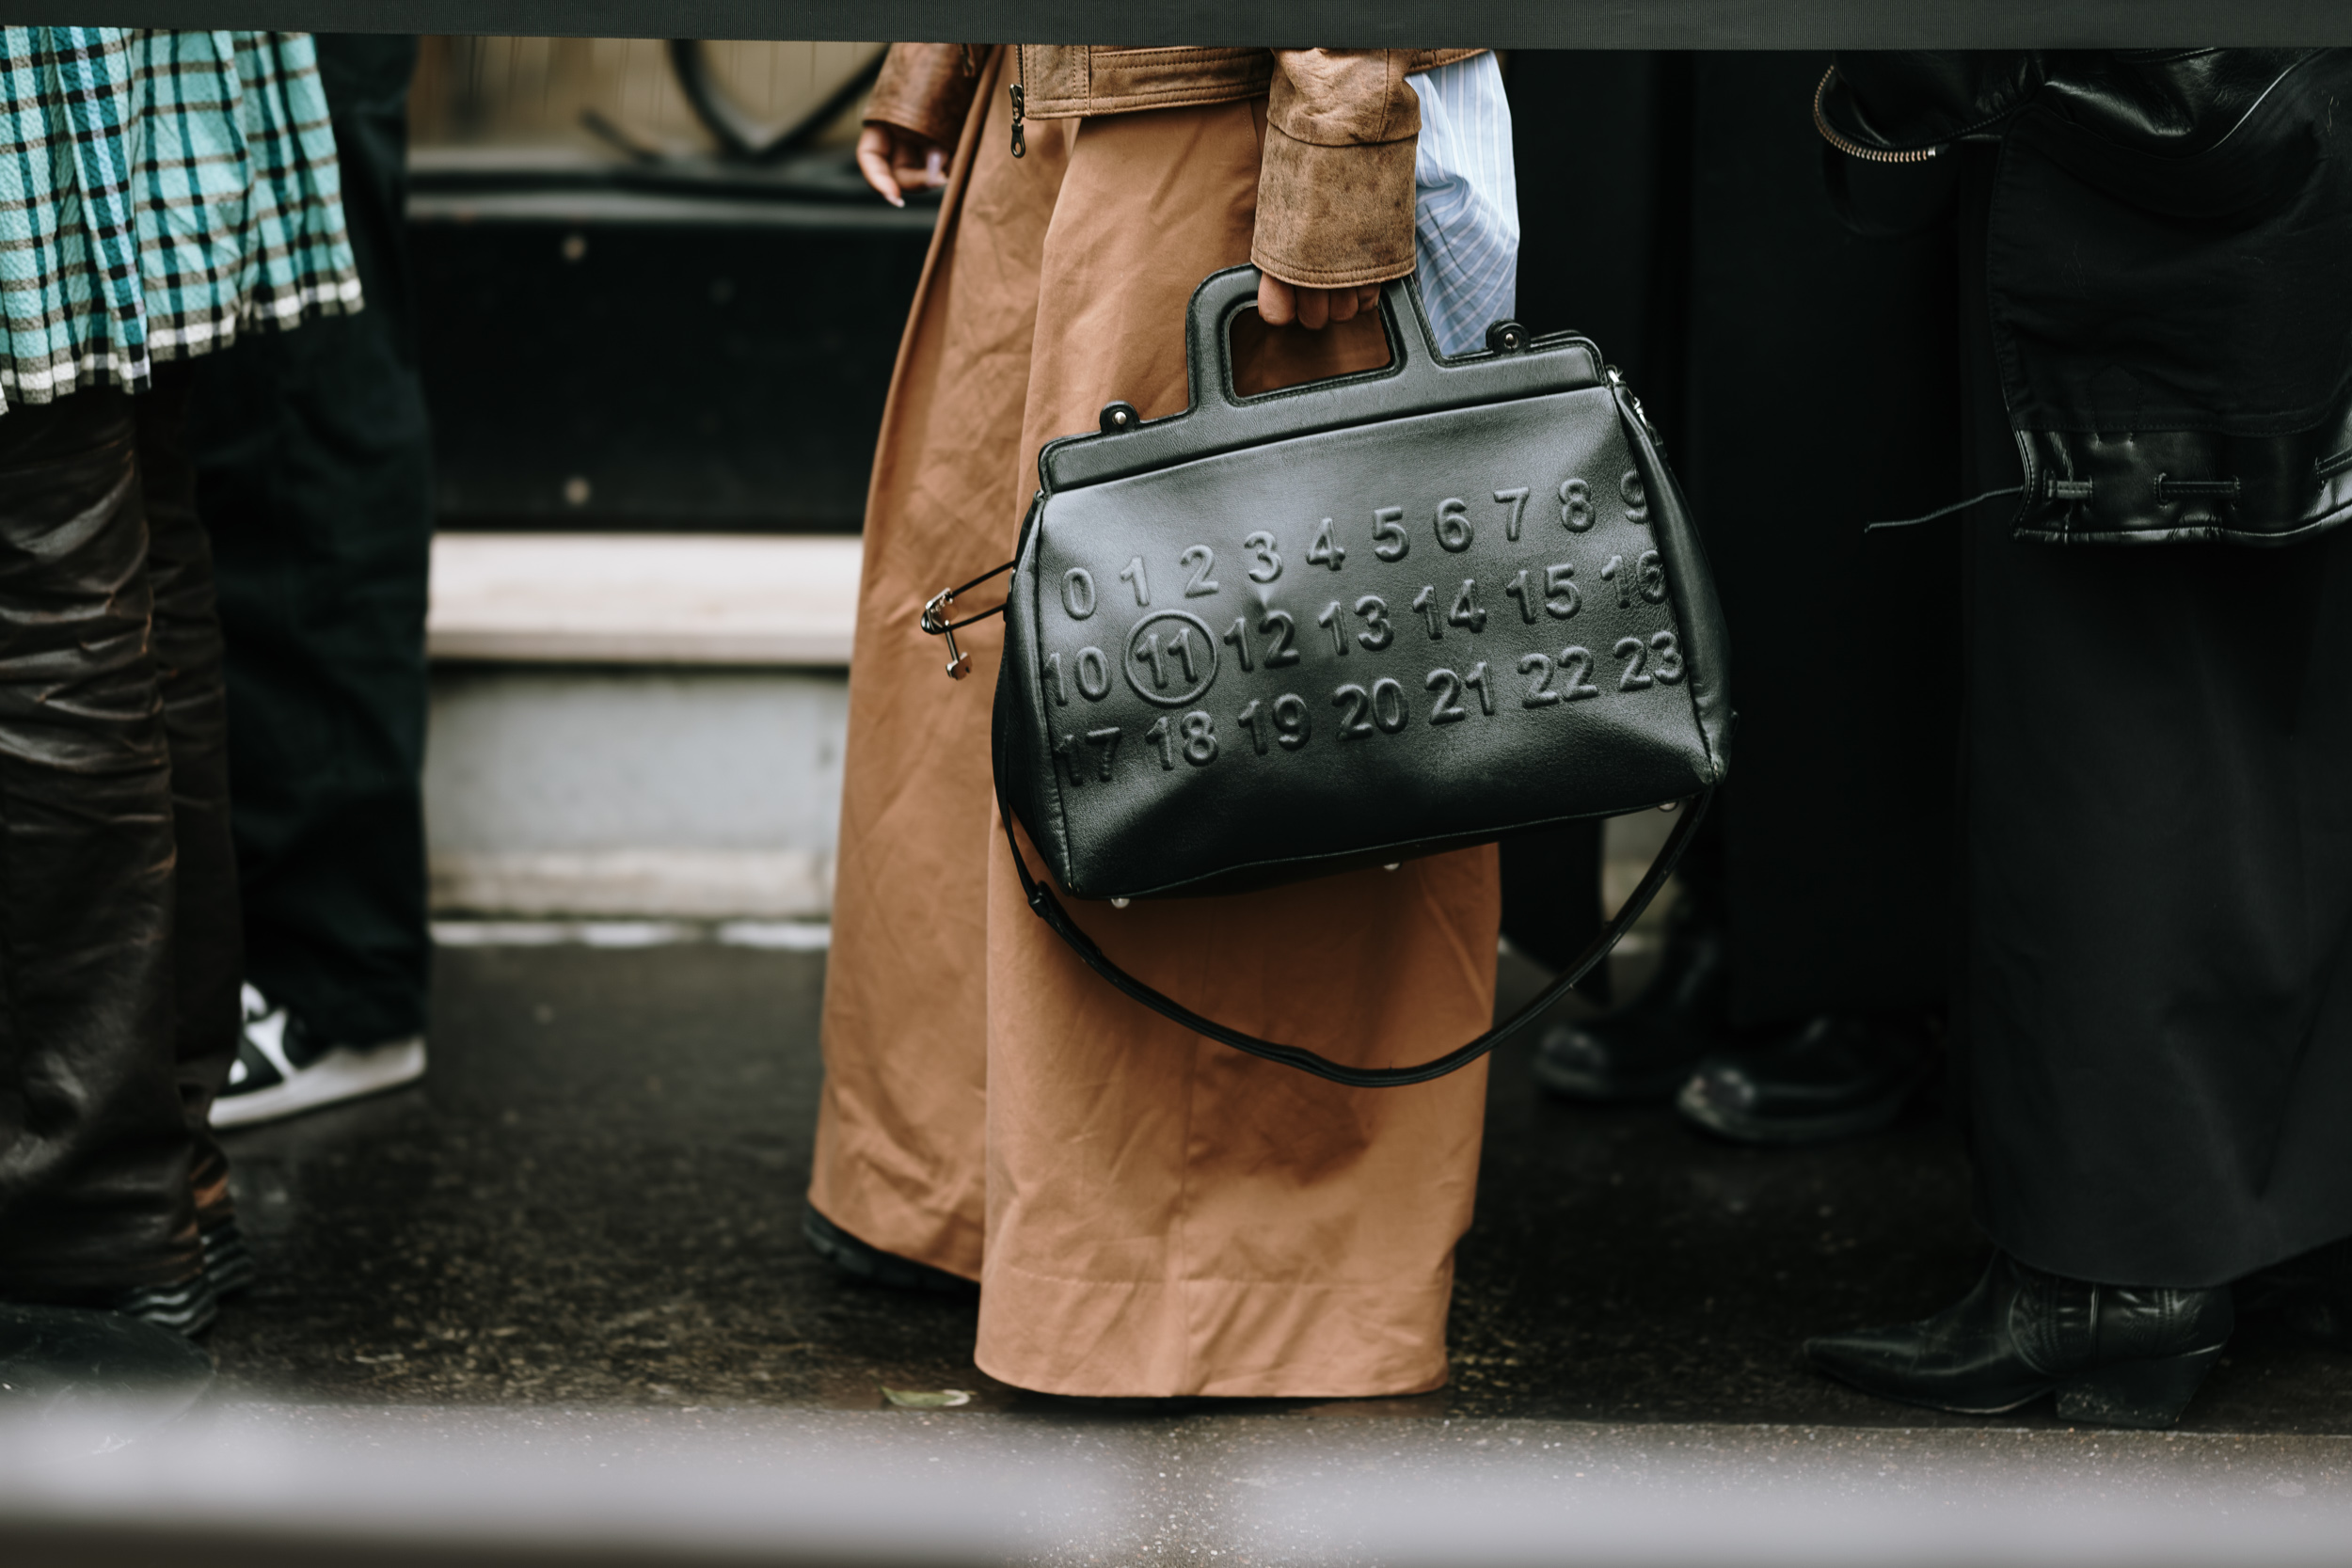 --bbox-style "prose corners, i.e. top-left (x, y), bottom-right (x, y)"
top-left (865, 42), bottom-right (977, 150)
top-left (1410, 47), bottom-right (1486, 72)
top-left (1250, 126), bottom-right (1419, 289)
